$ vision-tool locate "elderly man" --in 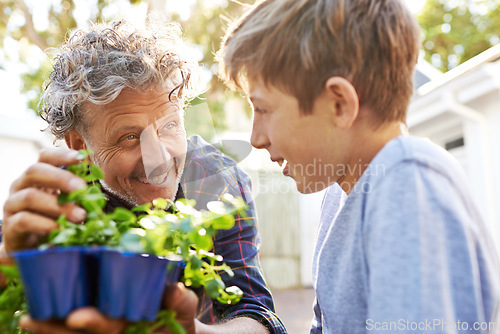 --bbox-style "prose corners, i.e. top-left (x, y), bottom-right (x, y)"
top-left (0, 20), bottom-right (285, 334)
